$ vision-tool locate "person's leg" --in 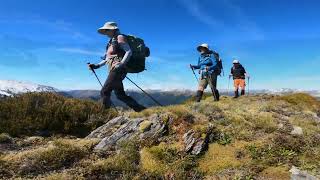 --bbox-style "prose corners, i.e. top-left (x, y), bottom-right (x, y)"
top-left (209, 74), bottom-right (219, 101)
top-left (100, 71), bottom-right (117, 109)
top-left (114, 71), bottom-right (146, 112)
top-left (240, 79), bottom-right (246, 96)
top-left (196, 79), bottom-right (207, 102)
top-left (234, 79), bottom-right (239, 98)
